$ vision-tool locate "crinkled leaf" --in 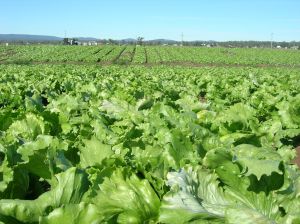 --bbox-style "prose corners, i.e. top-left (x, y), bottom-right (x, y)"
top-left (40, 202), bottom-right (102, 224)
top-left (0, 167), bottom-right (89, 223)
top-left (91, 168), bottom-right (160, 223)
top-left (233, 144), bottom-right (283, 180)
top-left (79, 137), bottom-right (113, 168)
top-left (159, 167), bottom-right (228, 224)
